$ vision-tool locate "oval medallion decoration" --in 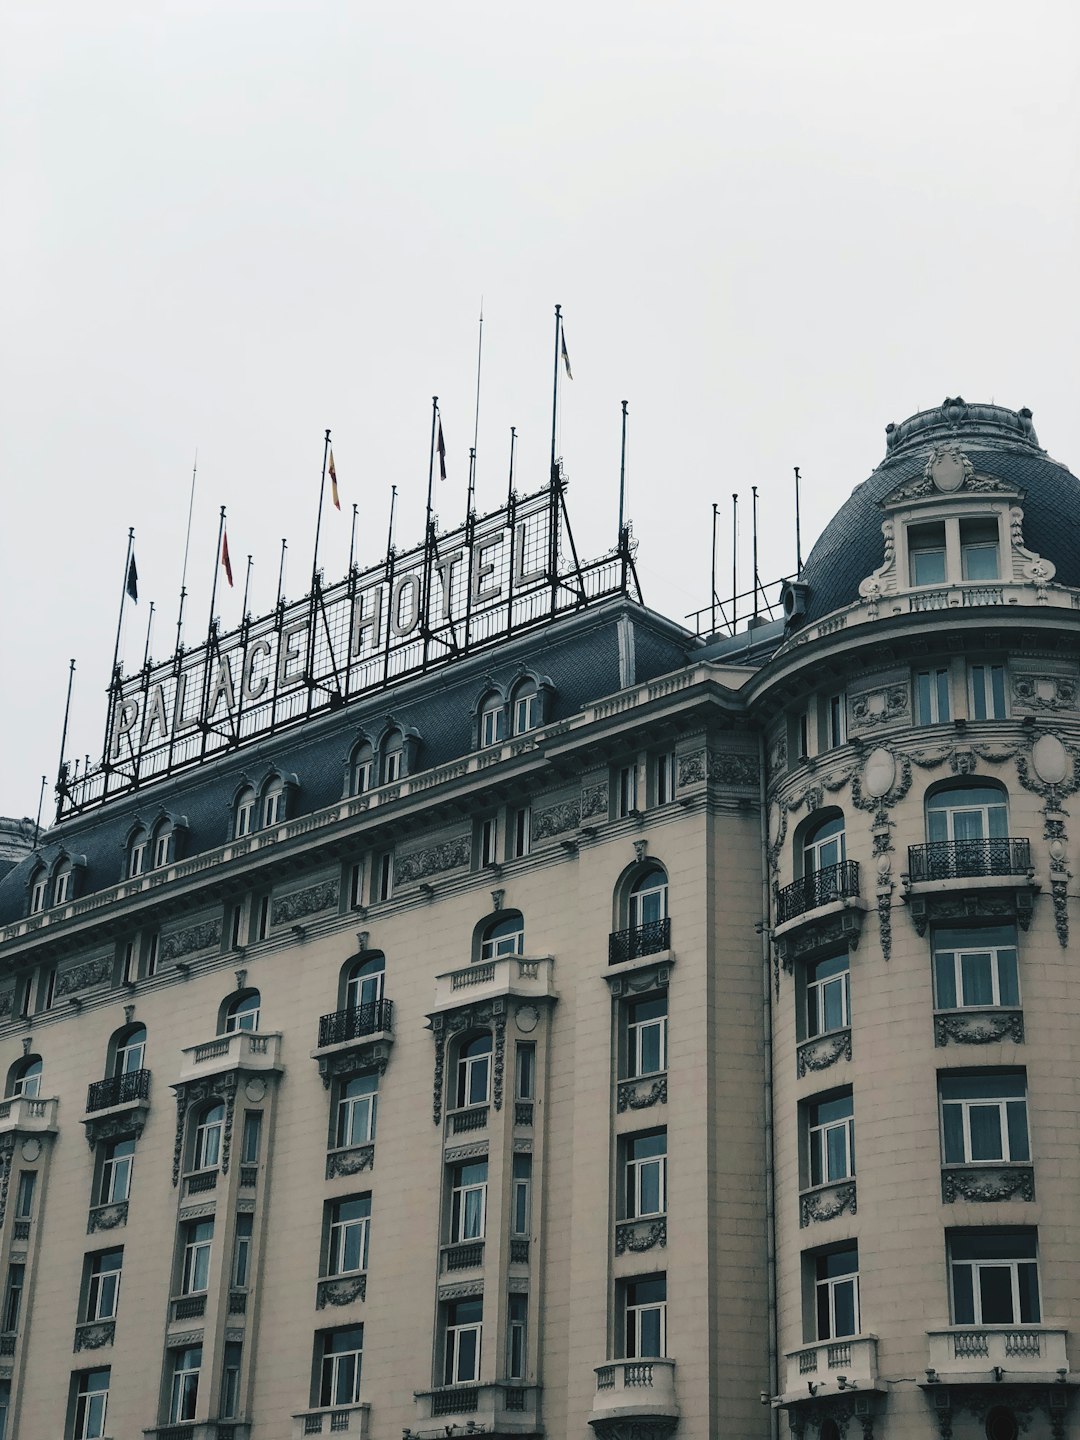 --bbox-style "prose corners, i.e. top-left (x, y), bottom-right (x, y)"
top-left (927, 445), bottom-right (970, 493)
top-left (515, 1004), bottom-right (539, 1033)
top-left (1032, 733), bottom-right (1069, 786)
top-left (20, 1138), bottom-right (42, 1162)
top-left (862, 747), bottom-right (896, 799)
top-left (244, 1077), bottom-right (267, 1103)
